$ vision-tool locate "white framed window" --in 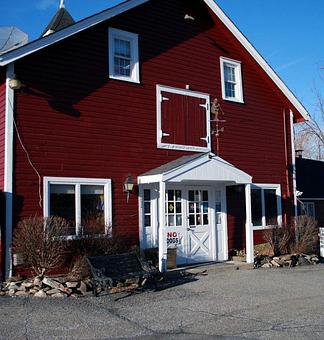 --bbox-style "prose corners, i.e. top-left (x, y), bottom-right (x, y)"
top-left (108, 28), bottom-right (140, 83)
top-left (156, 85), bottom-right (211, 153)
top-left (220, 57), bottom-right (244, 103)
top-left (302, 202), bottom-right (315, 218)
top-left (44, 177), bottom-right (112, 238)
top-left (251, 184), bottom-right (282, 230)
